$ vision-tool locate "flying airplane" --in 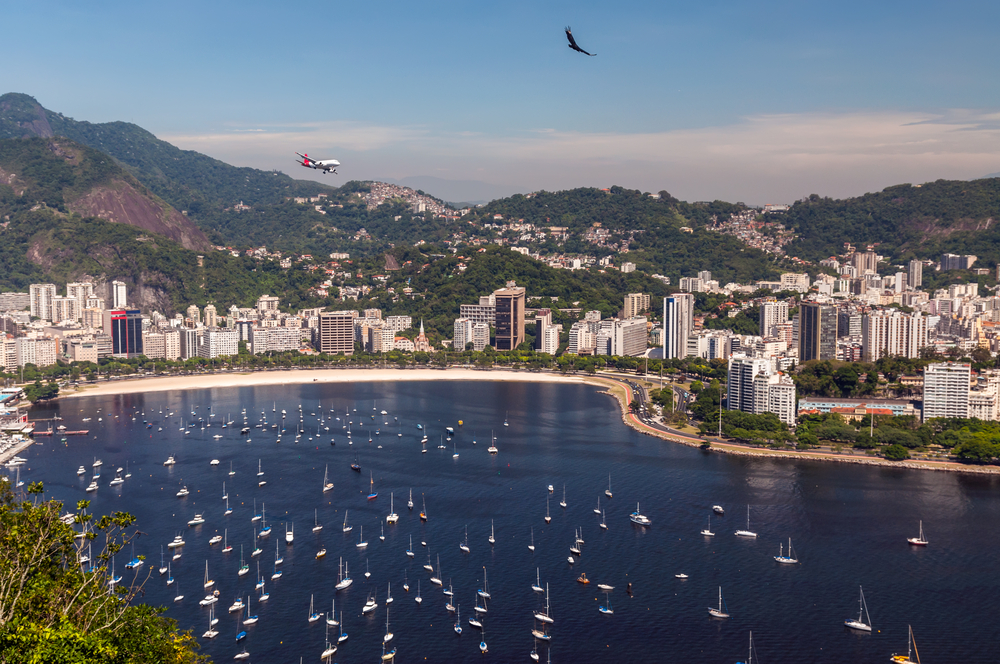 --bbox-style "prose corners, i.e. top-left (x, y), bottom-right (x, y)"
top-left (295, 152), bottom-right (340, 174)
